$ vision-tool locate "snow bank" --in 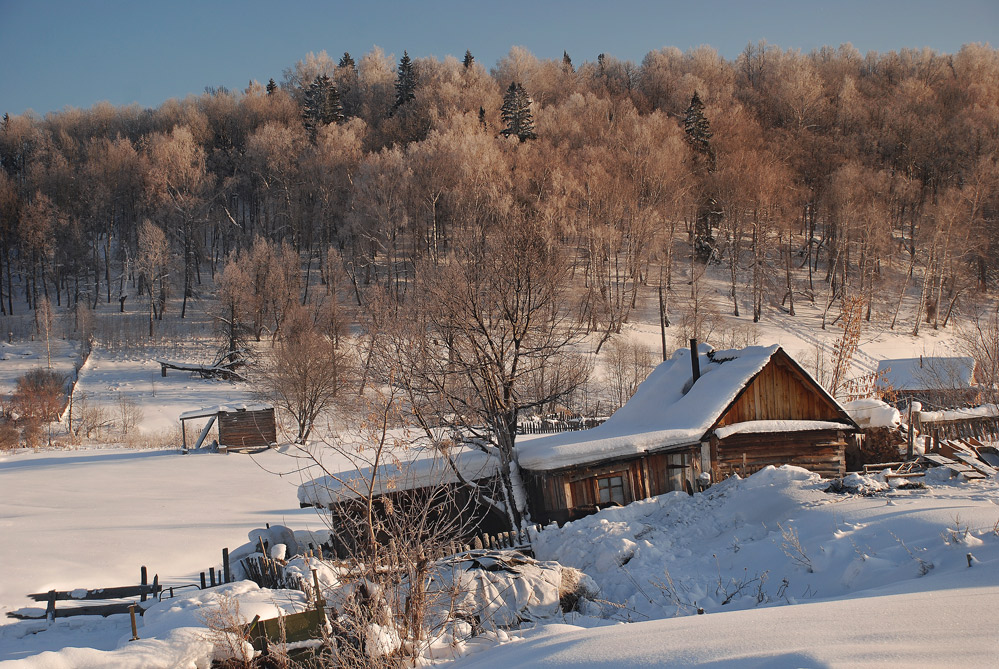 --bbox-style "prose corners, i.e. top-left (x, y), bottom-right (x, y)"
top-left (918, 403), bottom-right (999, 423)
top-left (532, 465), bottom-right (999, 624)
top-left (842, 398), bottom-right (901, 429)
